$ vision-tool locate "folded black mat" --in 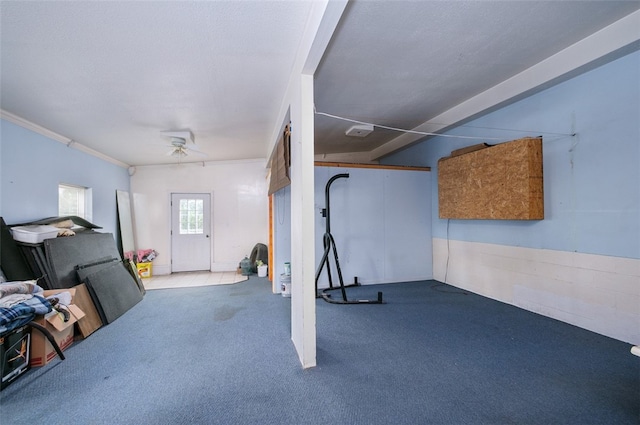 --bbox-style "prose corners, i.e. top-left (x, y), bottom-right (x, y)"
top-left (44, 233), bottom-right (121, 288)
top-left (77, 261), bottom-right (143, 324)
